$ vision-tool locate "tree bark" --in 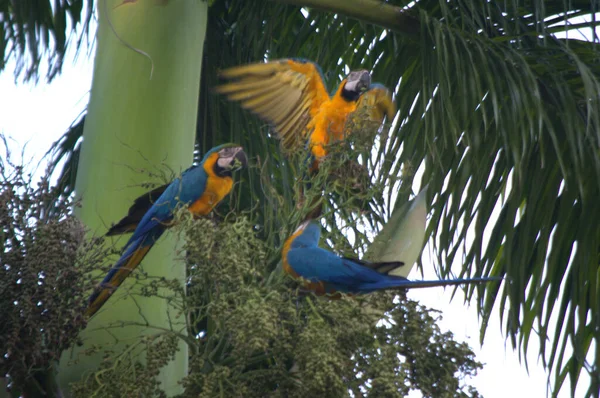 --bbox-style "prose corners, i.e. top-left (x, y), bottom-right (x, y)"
top-left (58, 0), bottom-right (208, 395)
